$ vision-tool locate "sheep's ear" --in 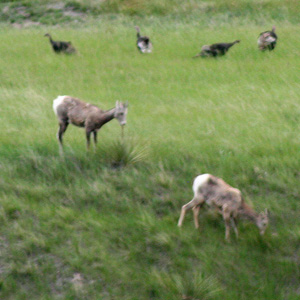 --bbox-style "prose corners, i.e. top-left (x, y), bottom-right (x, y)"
top-left (265, 208), bottom-right (269, 216)
top-left (125, 101), bottom-right (129, 108)
top-left (116, 100), bottom-right (119, 108)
